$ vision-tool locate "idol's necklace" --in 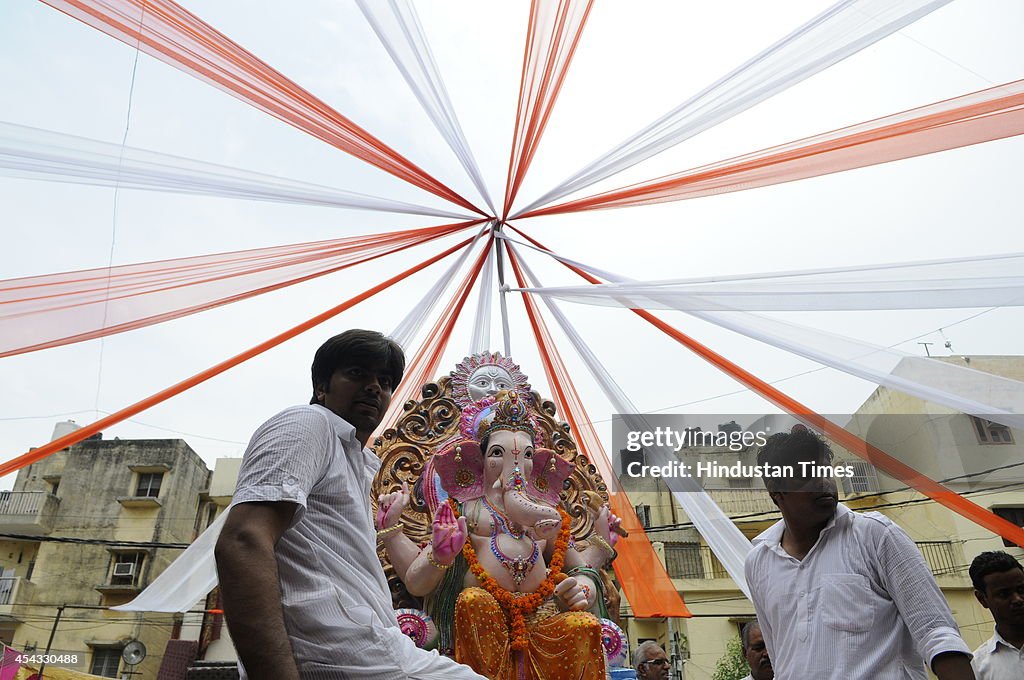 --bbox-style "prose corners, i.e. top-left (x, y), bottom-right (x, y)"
top-left (489, 532), bottom-right (540, 587)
